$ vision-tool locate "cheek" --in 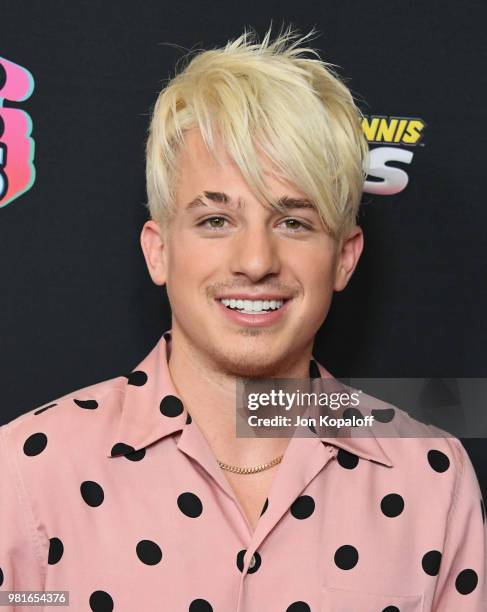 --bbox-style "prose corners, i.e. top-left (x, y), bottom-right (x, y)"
top-left (166, 237), bottom-right (220, 294)
top-left (302, 249), bottom-right (336, 288)
top-left (297, 253), bottom-right (336, 313)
